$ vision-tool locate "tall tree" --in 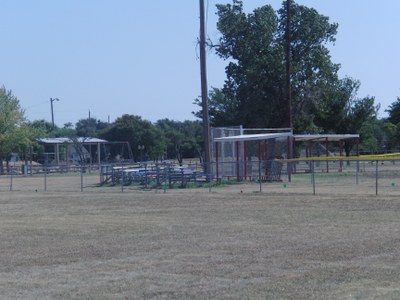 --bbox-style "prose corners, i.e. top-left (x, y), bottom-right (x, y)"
top-left (316, 78), bottom-right (379, 155)
top-left (279, 0), bottom-right (339, 131)
top-left (344, 96), bottom-right (379, 155)
top-left (386, 97), bottom-right (400, 125)
top-left (197, 0), bottom-right (340, 132)
top-left (214, 0), bottom-right (285, 128)
top-left (382, 97), bottom-right (400, 150)
top-left (0, 86), bottom-right (35, 173)
top-left (193, 87), bottom-right (240, 127)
